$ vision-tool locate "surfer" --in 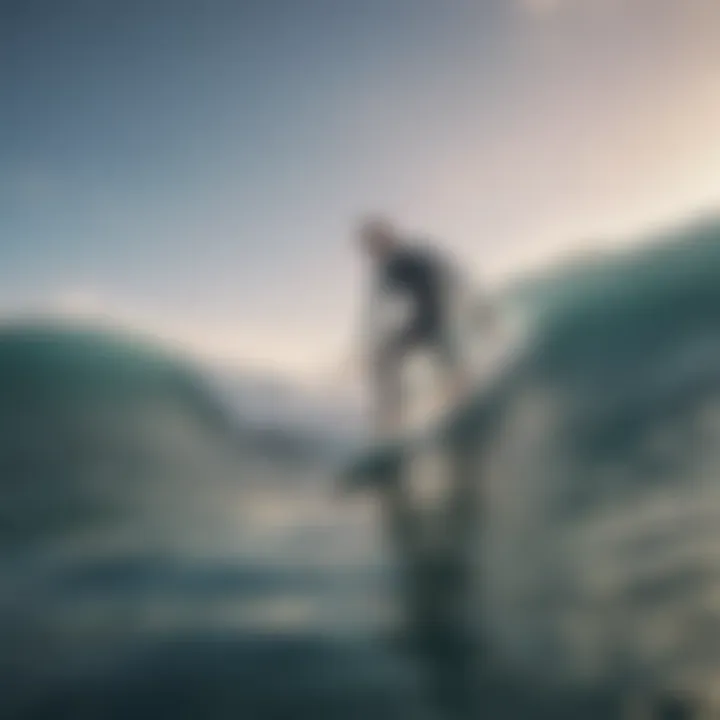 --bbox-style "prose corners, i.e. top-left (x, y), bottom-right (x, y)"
top-left (356, 215), bottom-right (471, 437)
